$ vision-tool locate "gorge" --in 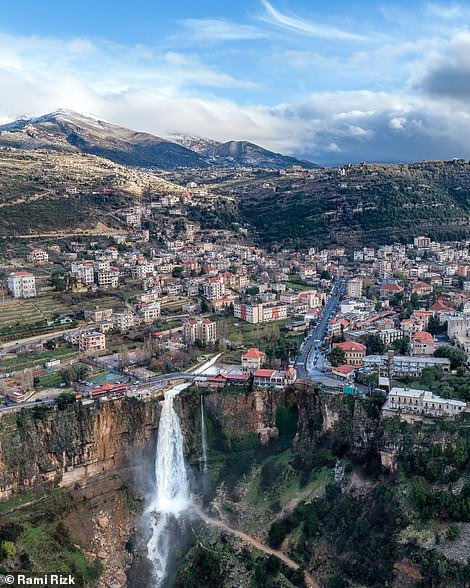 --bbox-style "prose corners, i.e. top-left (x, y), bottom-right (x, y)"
top-left (0, 382), bottom-right (468, 587)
